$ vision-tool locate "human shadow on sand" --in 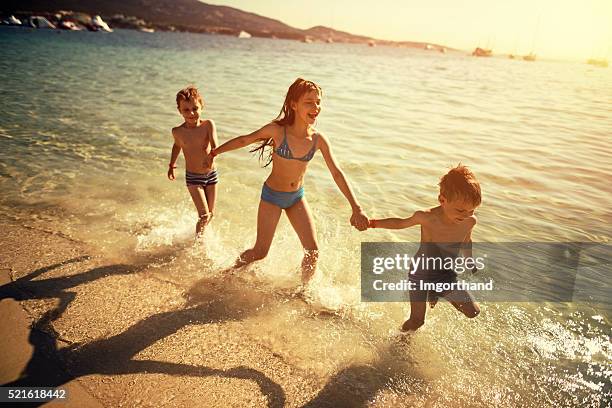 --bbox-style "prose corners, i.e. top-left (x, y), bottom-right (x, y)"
top-left (2, 260), bottom-right (286, 408)
top-left (0, 252), bottom-right (179, 340)
top-left (301, 335), bottom-right (425, 408)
